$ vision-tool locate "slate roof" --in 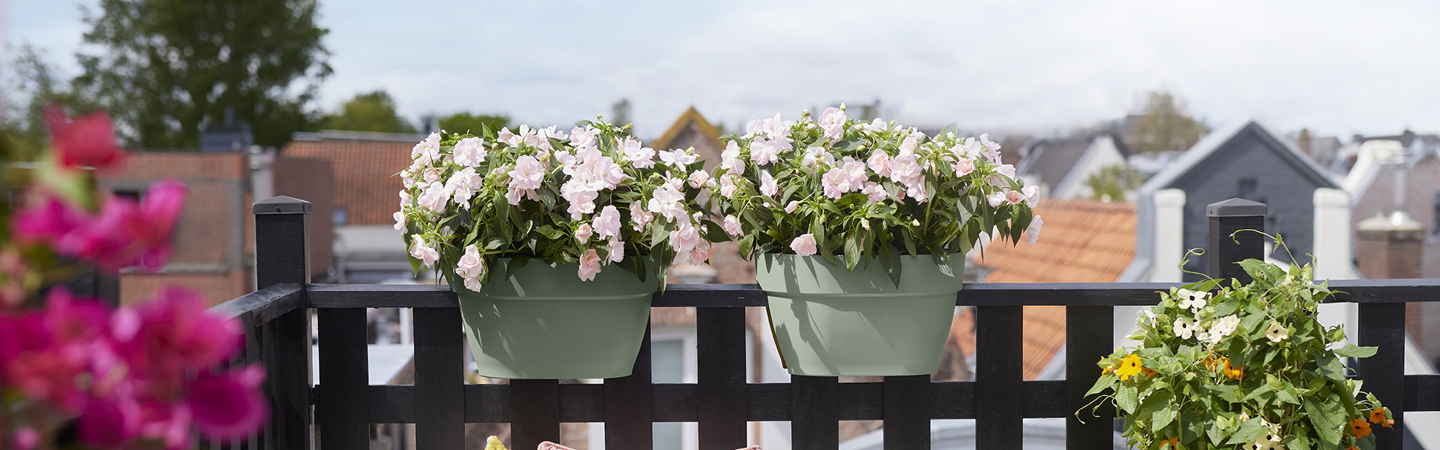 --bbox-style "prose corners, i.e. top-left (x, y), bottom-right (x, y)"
top-left (282, 132), bottom-right (423, 226)
top-left (1015, 138), bottom-right (1094, 190)
top-left (951, 199), bottom-right (1137, 379)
